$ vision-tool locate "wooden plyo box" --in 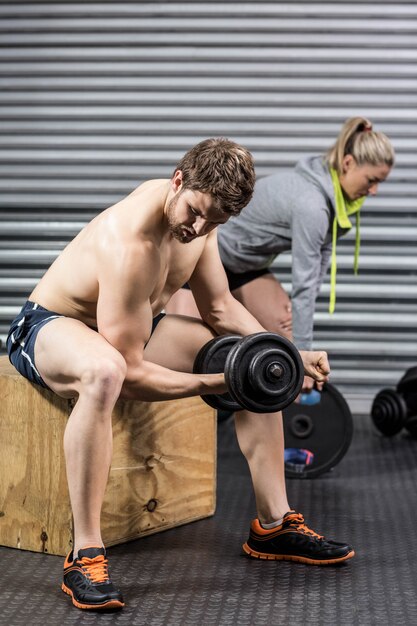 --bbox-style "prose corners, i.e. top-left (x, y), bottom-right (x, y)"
top-left (0, 357), bottom-right (216, 556)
